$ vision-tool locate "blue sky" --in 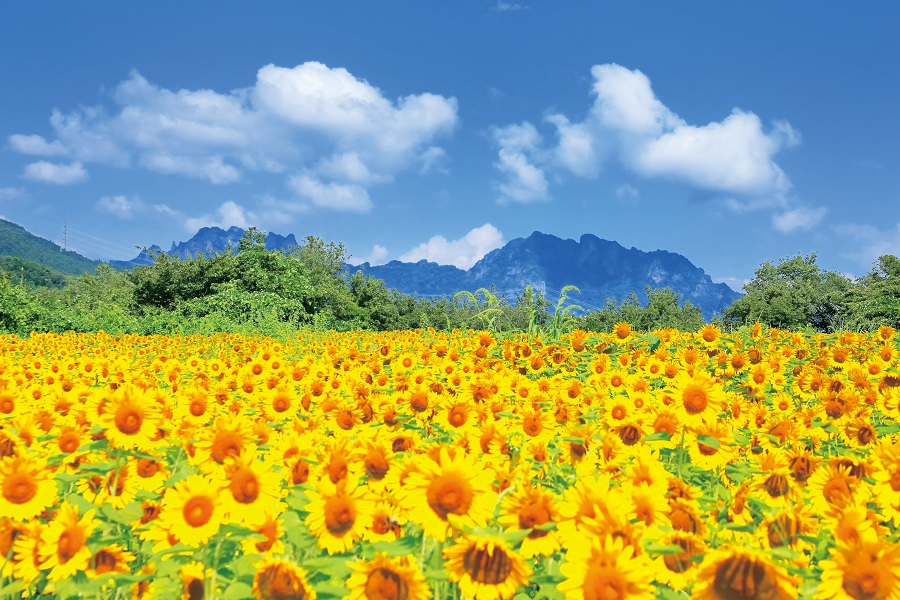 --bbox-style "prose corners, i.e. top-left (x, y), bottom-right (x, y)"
top-left (1, 2), bottom-right (898, 291)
